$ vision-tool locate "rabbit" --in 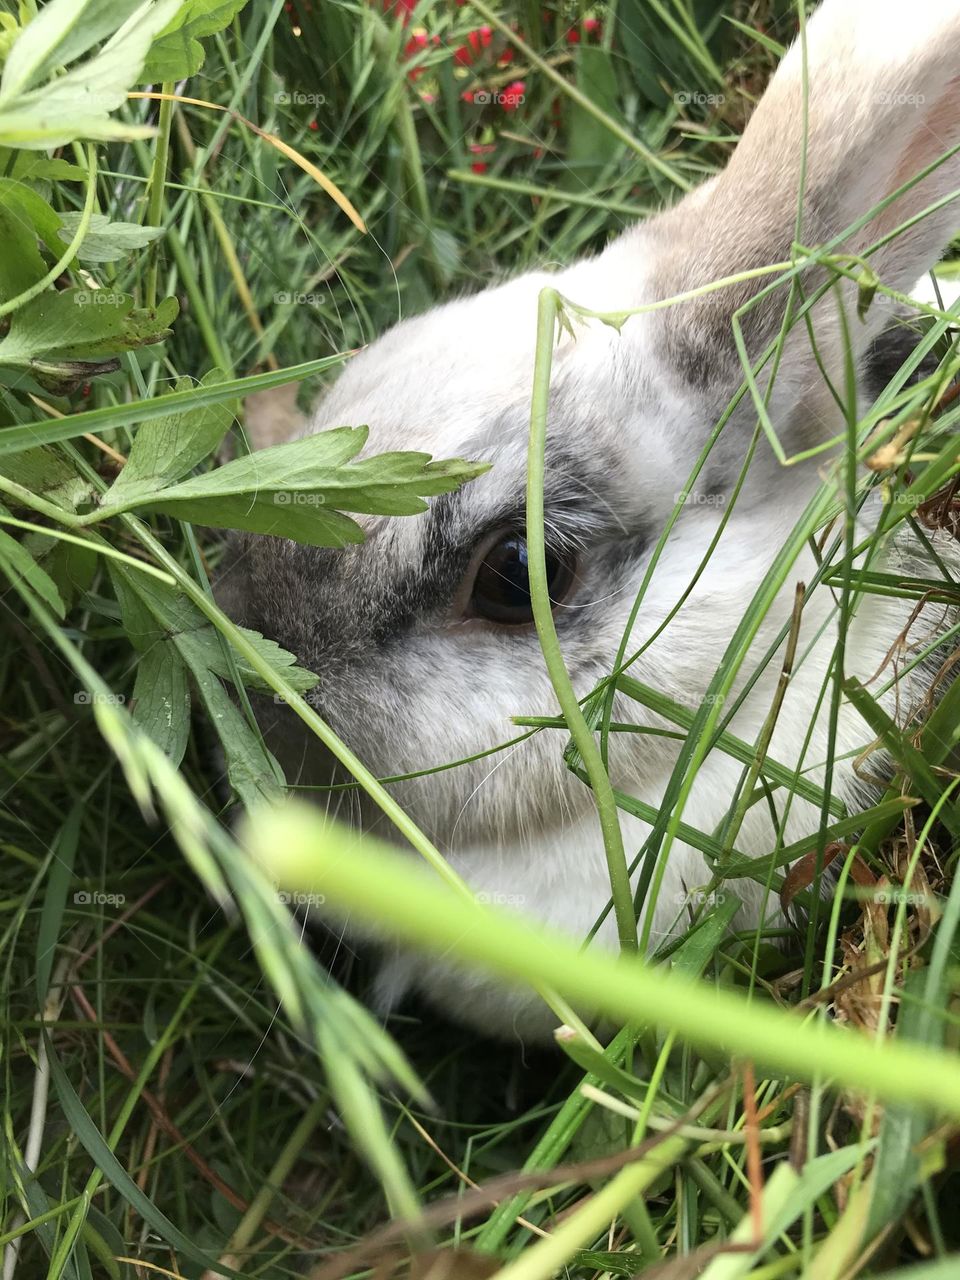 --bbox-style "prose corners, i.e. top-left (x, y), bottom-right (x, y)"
top-left (217, 0), bottom-right (960, 1041)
